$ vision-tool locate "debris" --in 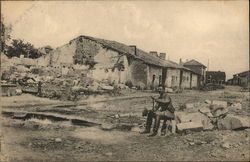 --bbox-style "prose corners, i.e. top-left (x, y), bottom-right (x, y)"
top-left (99, 84), bottom-right (114, 90)
top-left (131, 126), bottom-right (141, 132)
top-left (105, 152), bottom-right (113, 156)
top-left (201, 83), bottom-right (225, 91)
top-left (217, 114), bottom-right (250, 130)
top-left (211, 107), bottom-right (228, 118)
top-left (114, 83), bottom-right (128, 89)
top-left (185, 103), bottom-right (195, 109)
top-left (229, 103), bottom-right (242, 110)
top-left (55, 138), bottom-right (62, 142)
top-left (177, 121), bottom-right (203, 132)
top-left (15, 89), bottom-right (22, 95)
top-left (199, 107), bottom-right (211, 114)
top-left (212, 100), bottom-right (228, 108)
top-left (202, 117), bottom-right (214, 130)
top-left (189, 142), bottom-right (195, 146)
top-left (221, 141), bottom-right (230, 149)
top-left (176, 112), bottom-right (205, 123)
top-left (204, 99), bottom-right (212, 104)
top-left (101, 123), bottom-right (115, 130)
top-left (166, 88), bottom-right (174, 93)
